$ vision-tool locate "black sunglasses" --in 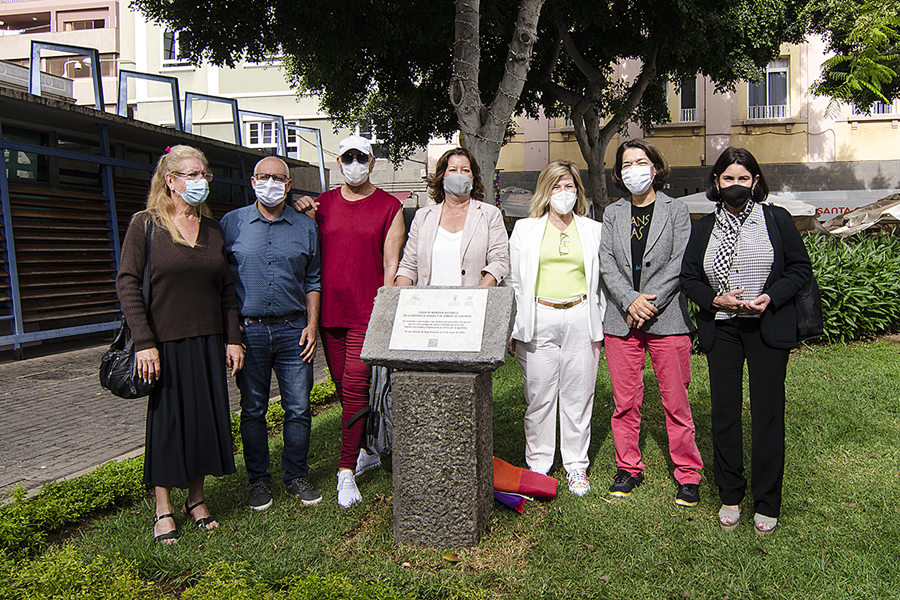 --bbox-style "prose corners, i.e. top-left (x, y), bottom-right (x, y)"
top-left (340, 152), bottom-right (369, 165)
